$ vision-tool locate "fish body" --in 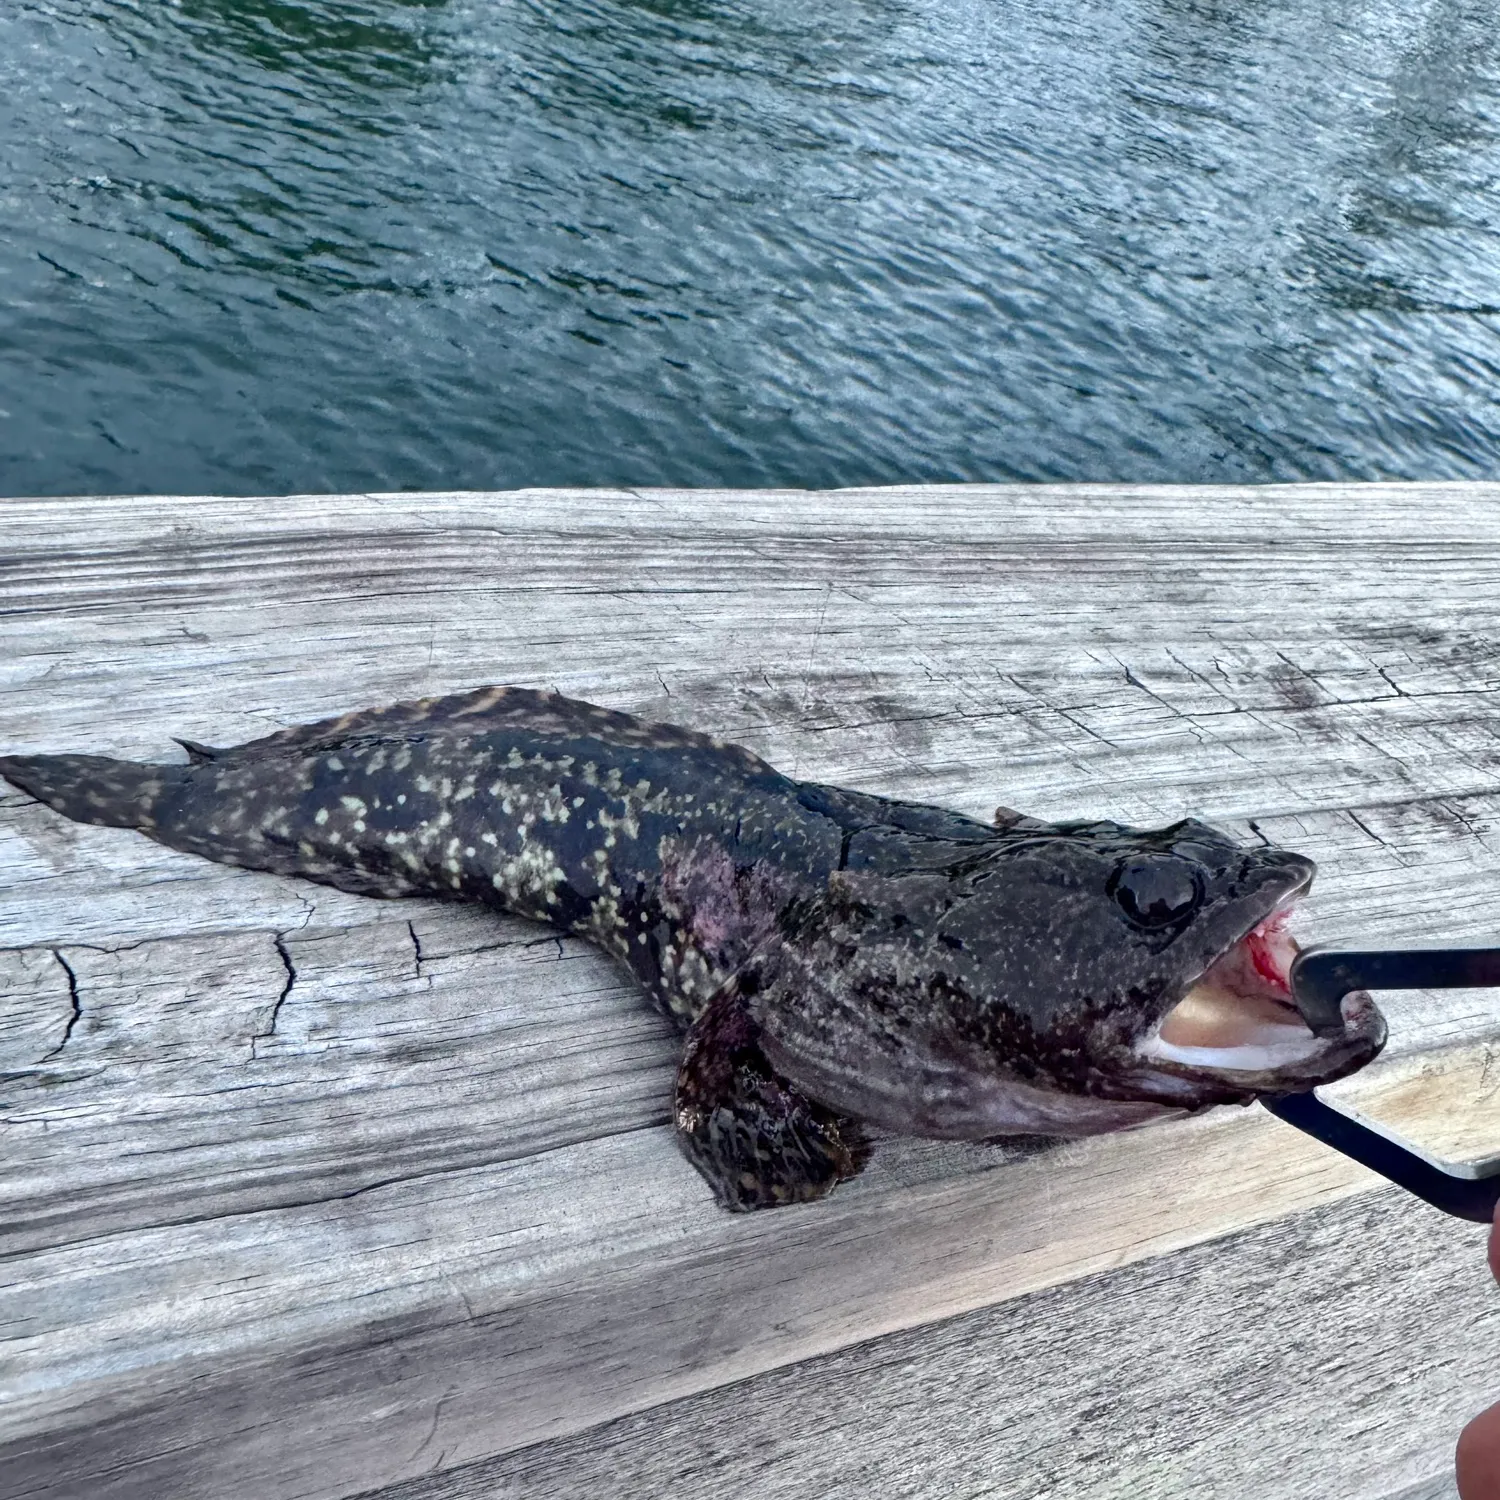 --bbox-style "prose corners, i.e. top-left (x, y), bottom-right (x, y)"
top-left (0, 686), bottom-right (1386, 1209)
